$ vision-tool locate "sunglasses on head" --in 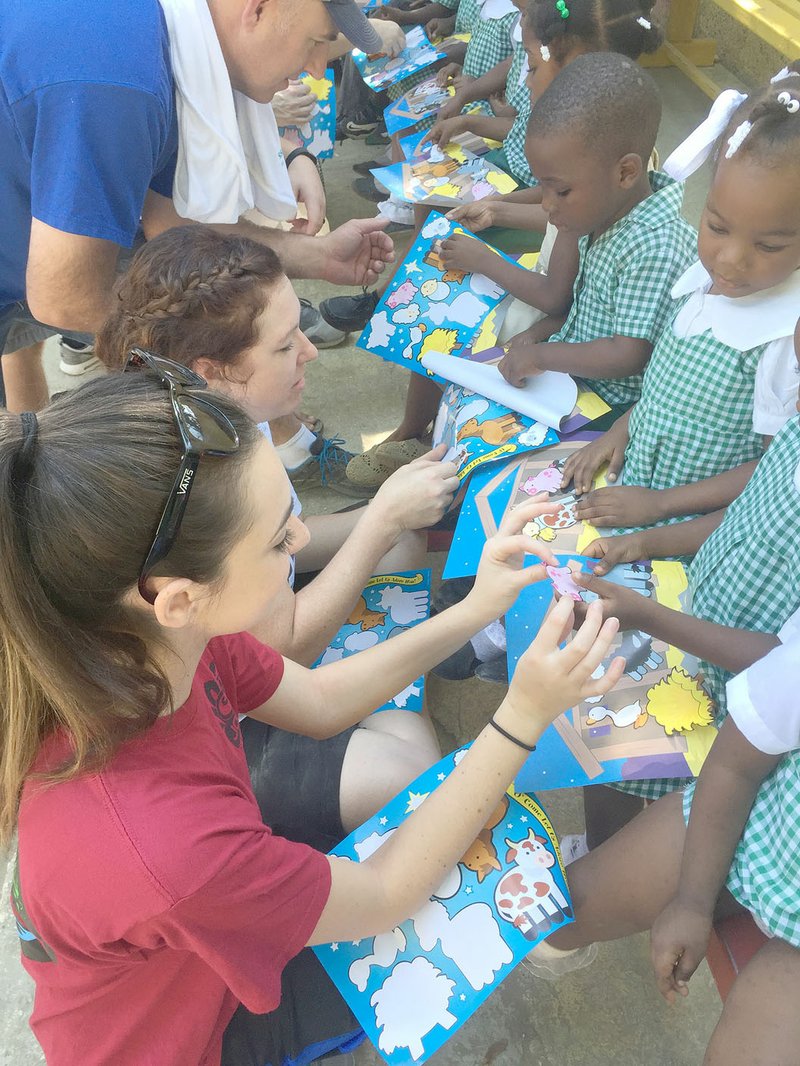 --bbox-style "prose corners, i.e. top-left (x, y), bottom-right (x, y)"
top-left (124, 348), bottom-right (240, 603)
